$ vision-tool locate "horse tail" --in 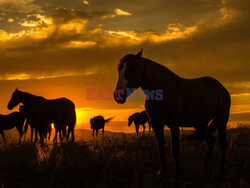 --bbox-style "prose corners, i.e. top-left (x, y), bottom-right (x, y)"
top-left (105, 117), bottom-right (114, 123)
top-left (69, 108), bottom-right (76, 130)
top-left (208, 83), bottom-right (231, 134)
